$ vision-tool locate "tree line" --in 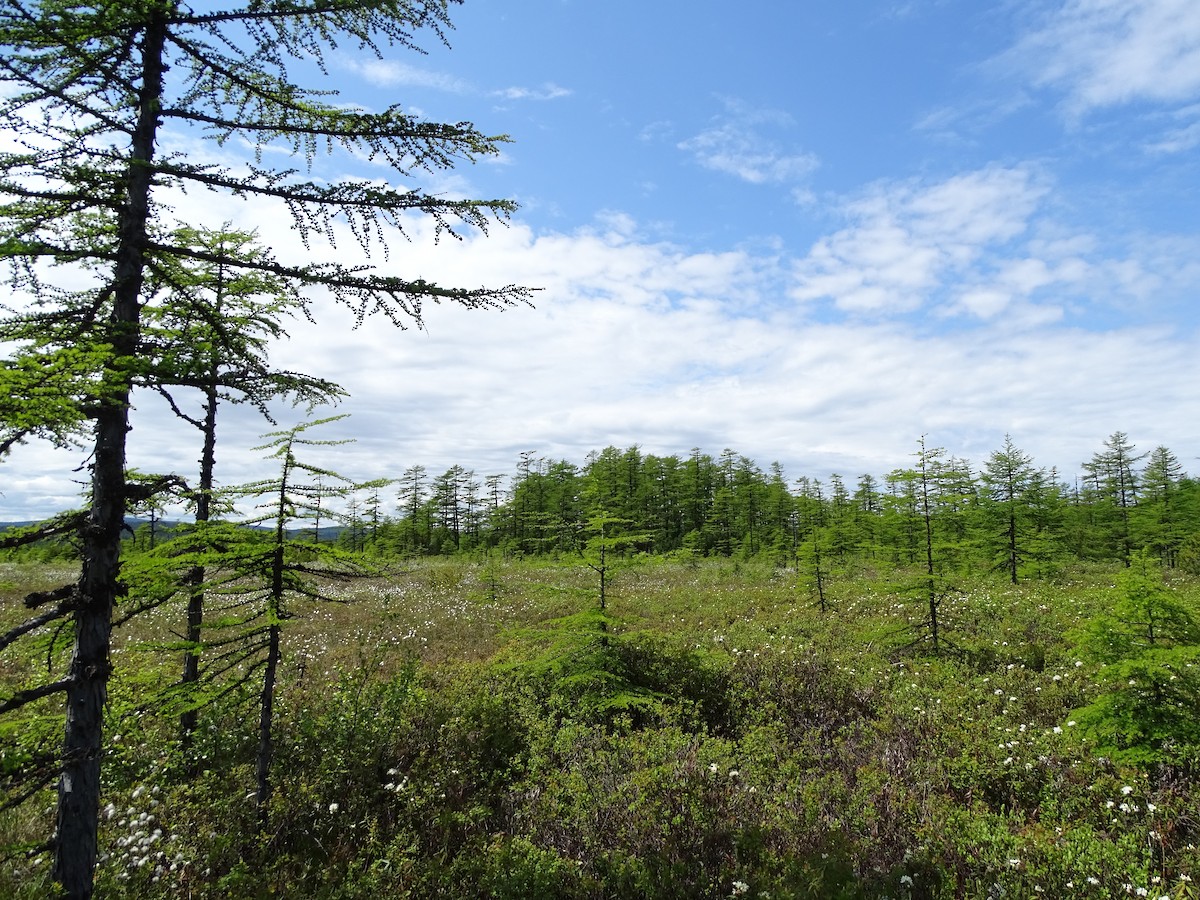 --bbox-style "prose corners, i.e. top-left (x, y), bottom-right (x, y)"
top-left (354, 433), bottom-right (1199, 578)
